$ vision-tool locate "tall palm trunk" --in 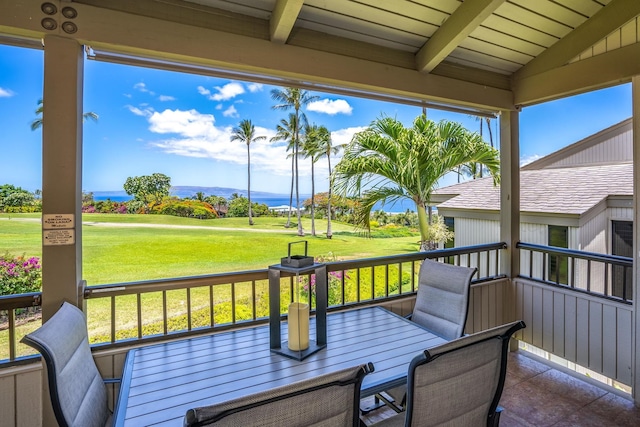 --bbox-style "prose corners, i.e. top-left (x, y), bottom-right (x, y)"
top-left (310, 158), bottom-right (316, 236)
top-left (326, 155), bottom-right (333, 239)
top-left (295, 134), bottom-right (304, 236)
top-left (247, 144), bottom-right (253, 226)
top-left (417, 203), bottom-right (432, 251)
top-left (286, 155), bottom-right (294, 228)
